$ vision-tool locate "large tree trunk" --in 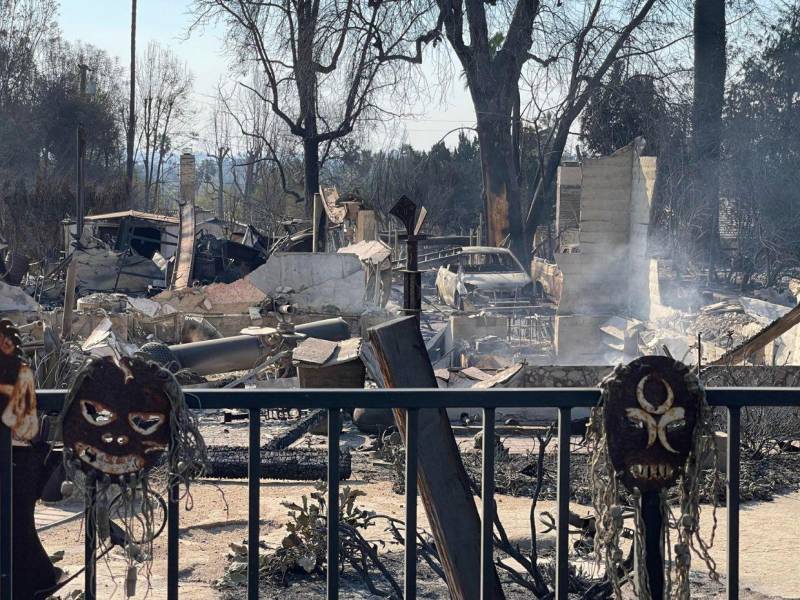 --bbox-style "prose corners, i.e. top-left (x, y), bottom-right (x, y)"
top-left (692, 0), bottom-right (726, 278)
top-left (303, 135), bottom-right (323, 249)
top-left (524, 122), bottom-right (572, 253)
top-left (217, 153), bottom-right (225, 220)
top-left (475, 106), bottom-right (526, 264)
